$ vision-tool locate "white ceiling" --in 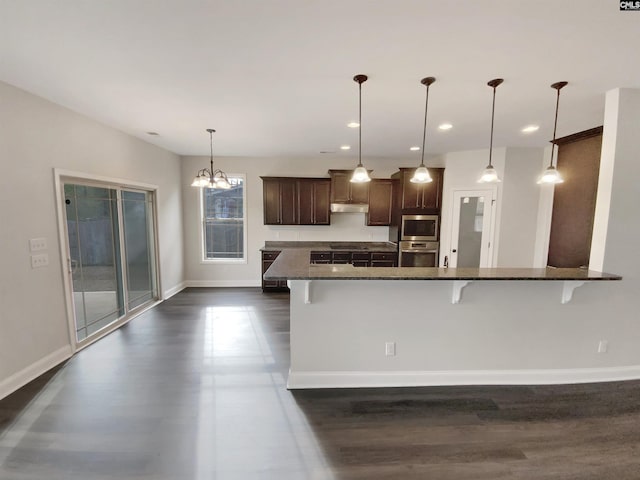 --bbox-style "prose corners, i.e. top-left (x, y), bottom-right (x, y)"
top-left (1, 0), bottom-right (638, 160)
